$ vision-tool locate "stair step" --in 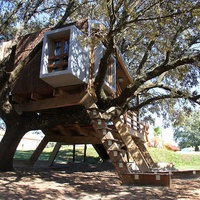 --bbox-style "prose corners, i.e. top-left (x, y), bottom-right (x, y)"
top-left (87, 107), bottom-right (103, 112)
top-left (107, 148), bottom-right (127, 153)
top-left (96, 126), bottom-right (118, 133)
top-left (85, 101), bottom-right (158, 185)
top-left (87, 108), bottom-right (103, 118)
top-left (102, 138), bottom-right (123, 145)
top-left (107, 151), bottom-right (127, 162)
